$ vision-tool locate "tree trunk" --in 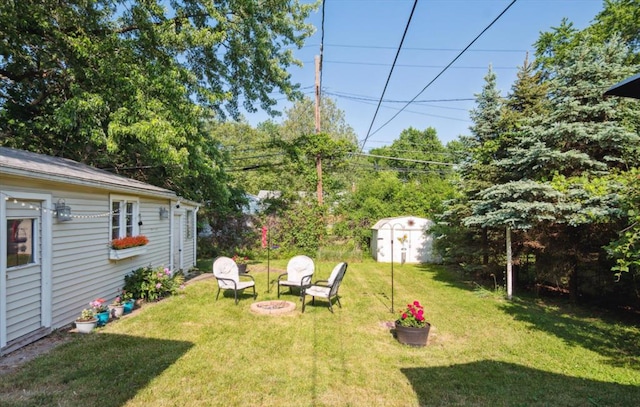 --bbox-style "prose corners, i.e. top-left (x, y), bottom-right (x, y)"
top-left (506, 227), bottom-right (513, 300)
top-left (482, 227), bottom-right (489, 265)
top-left (569, 255), bottom-right (578, 303)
